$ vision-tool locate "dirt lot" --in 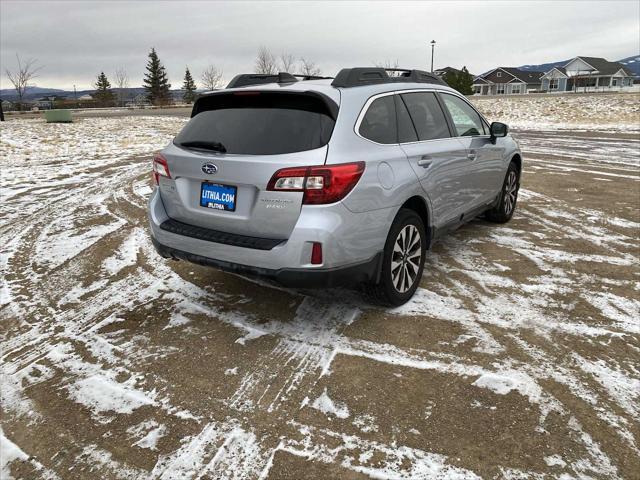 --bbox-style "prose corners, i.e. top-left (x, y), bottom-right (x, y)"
top-left (1, 101), bottom-right (639, 479)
